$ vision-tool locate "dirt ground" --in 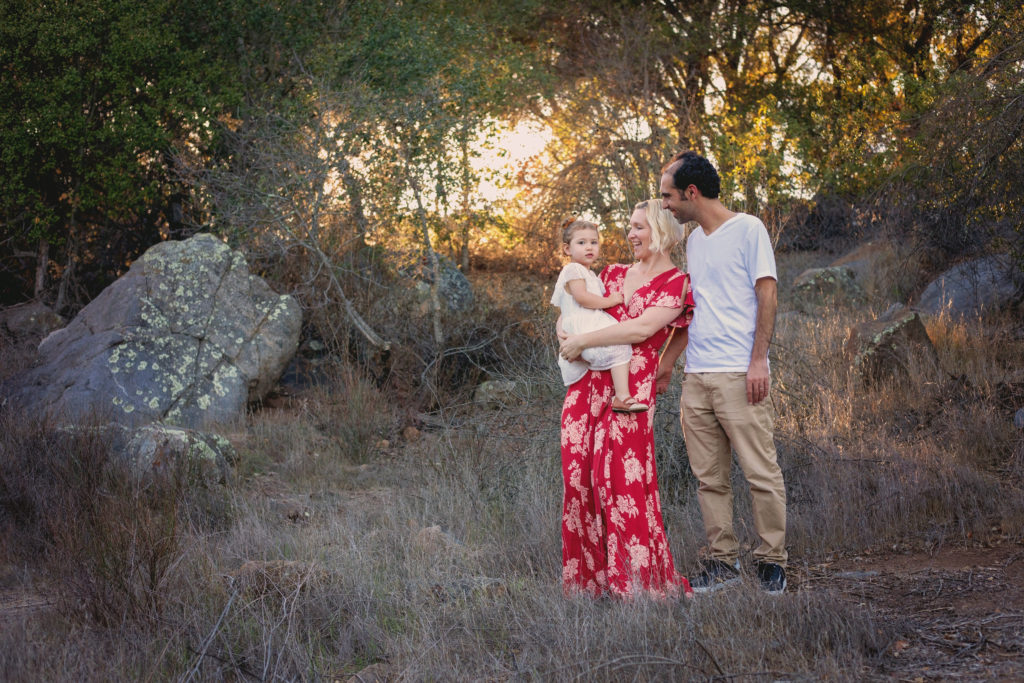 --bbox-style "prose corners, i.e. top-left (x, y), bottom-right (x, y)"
top-left (4, 541), bottom-right (1021, 681)
top-left (801, 541), bottom-right (1024, 680)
